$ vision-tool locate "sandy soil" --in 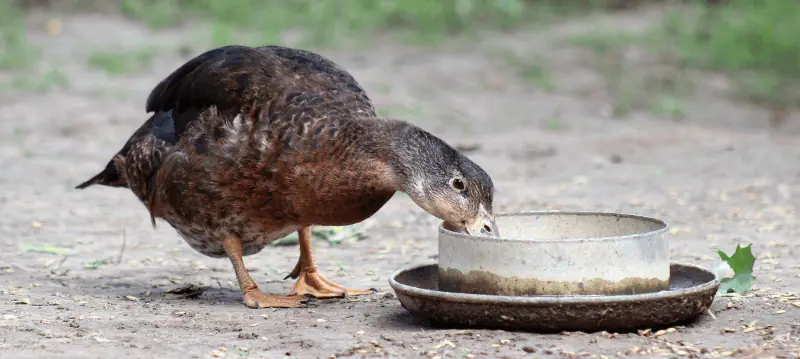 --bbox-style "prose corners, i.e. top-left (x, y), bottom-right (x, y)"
top-left (1, 6), bottom-right (799, 359)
